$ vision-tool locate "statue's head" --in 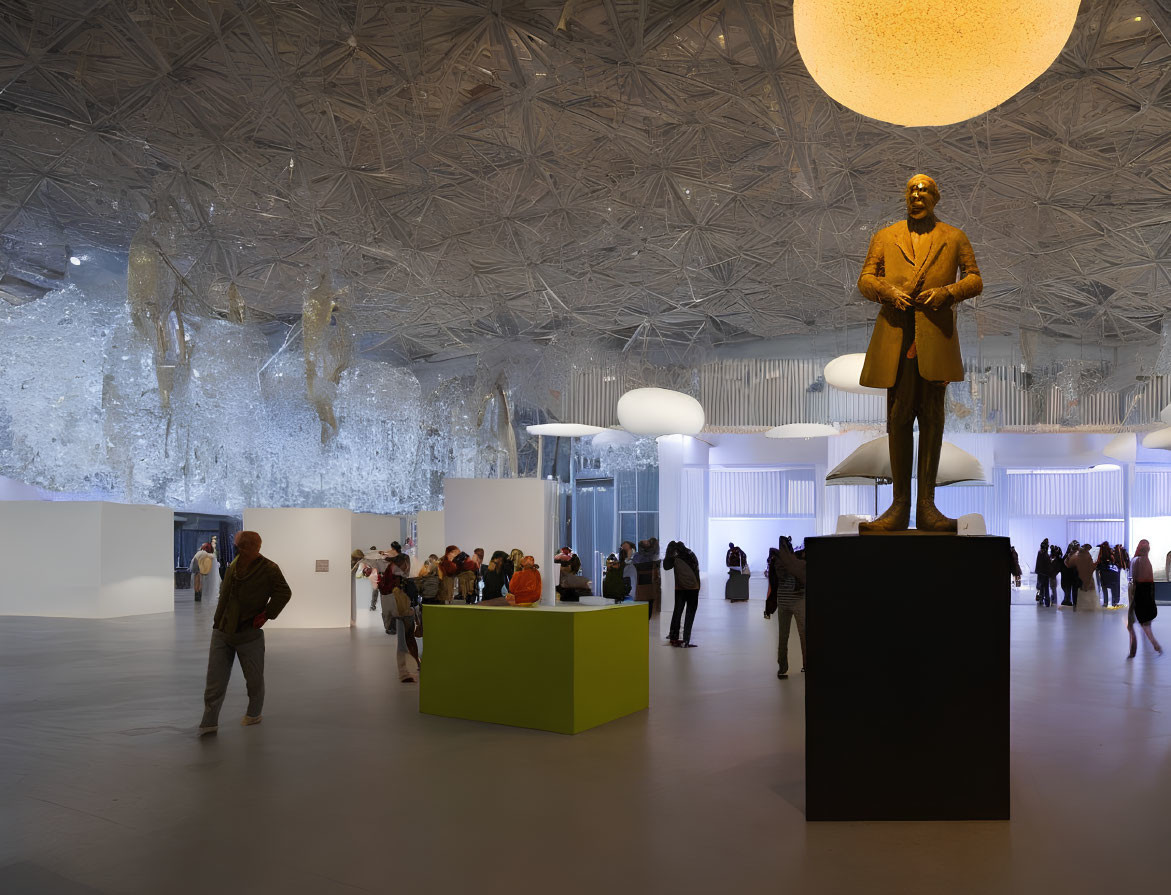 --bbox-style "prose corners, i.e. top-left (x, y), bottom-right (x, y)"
top-left (905, 174), bottom-right (939, 220)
